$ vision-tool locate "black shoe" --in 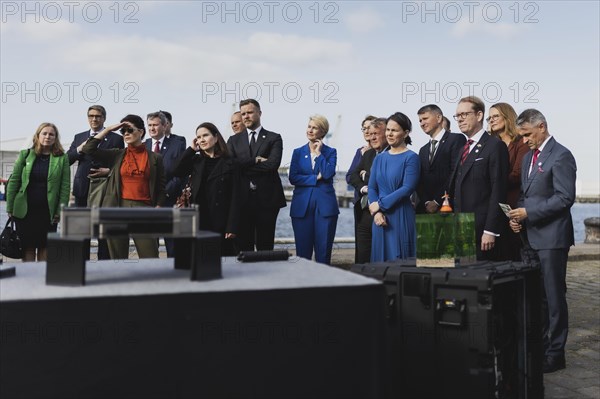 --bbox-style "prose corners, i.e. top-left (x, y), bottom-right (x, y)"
top-left (543, 355), bottom-right (566, 373)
